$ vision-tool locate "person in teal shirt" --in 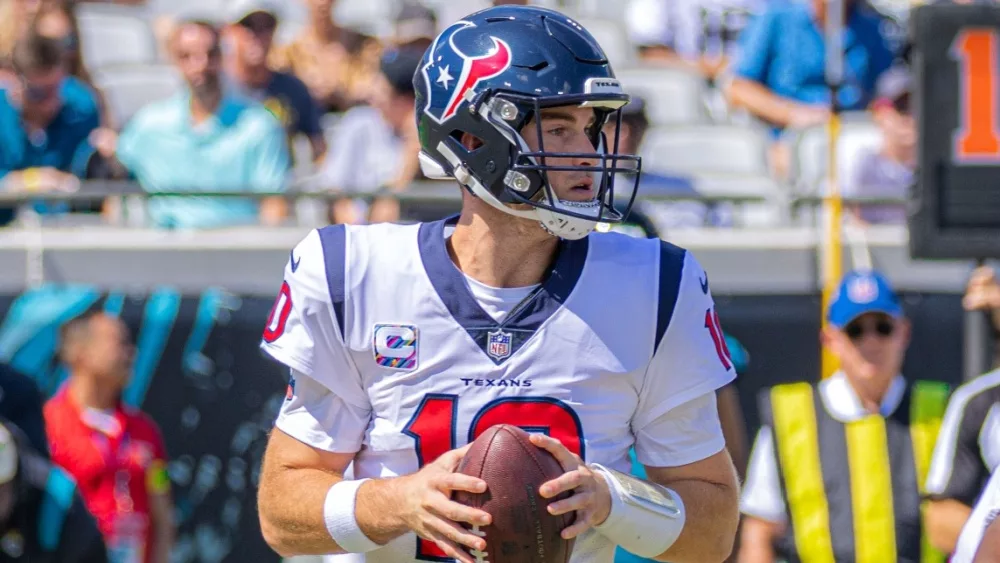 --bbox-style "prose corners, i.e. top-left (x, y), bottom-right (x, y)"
top-left (0, 34), bottom-right (102, 224)
top-left (91, 18), bottom-right (289, 229)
